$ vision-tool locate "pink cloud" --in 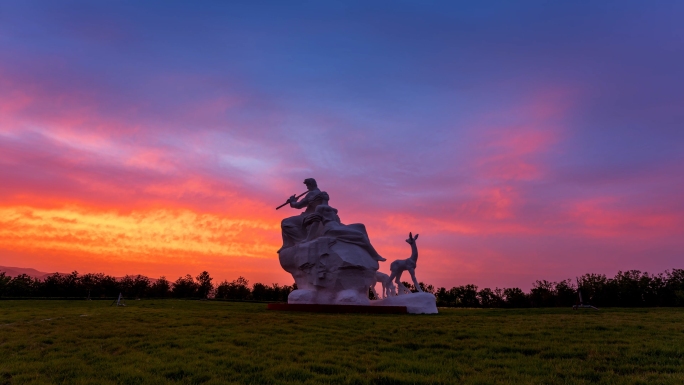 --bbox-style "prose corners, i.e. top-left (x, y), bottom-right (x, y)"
top-left (569, 197), bottom-right (682, 238)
